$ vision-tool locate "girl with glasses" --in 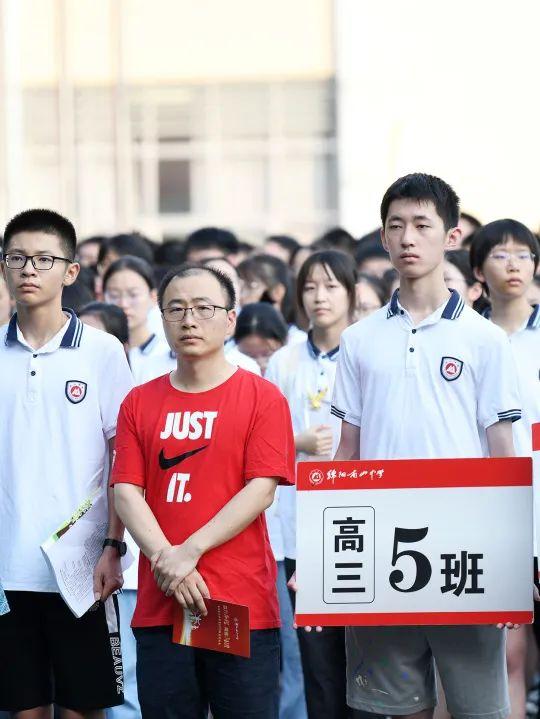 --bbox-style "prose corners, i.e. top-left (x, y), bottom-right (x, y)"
top-left (103, 256), bottom-right (172, 385)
